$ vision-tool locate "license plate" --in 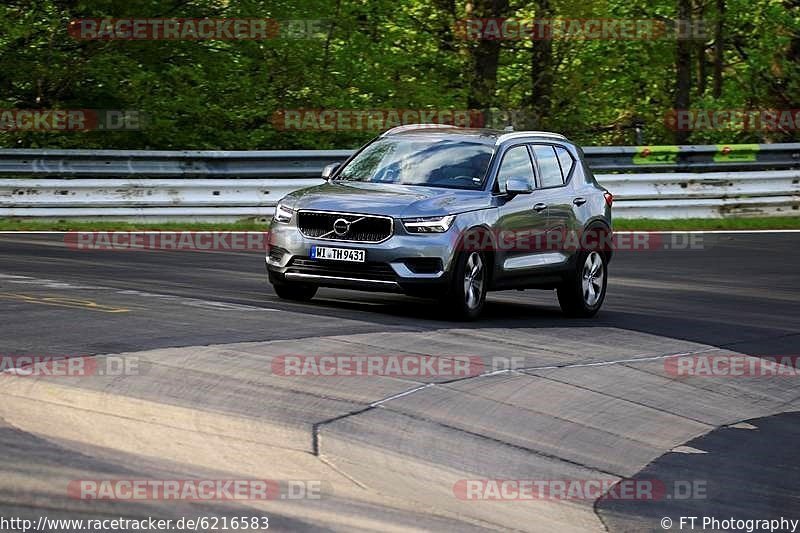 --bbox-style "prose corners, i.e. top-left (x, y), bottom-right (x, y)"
top-left (311, 246), bottom-right (365, 262)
